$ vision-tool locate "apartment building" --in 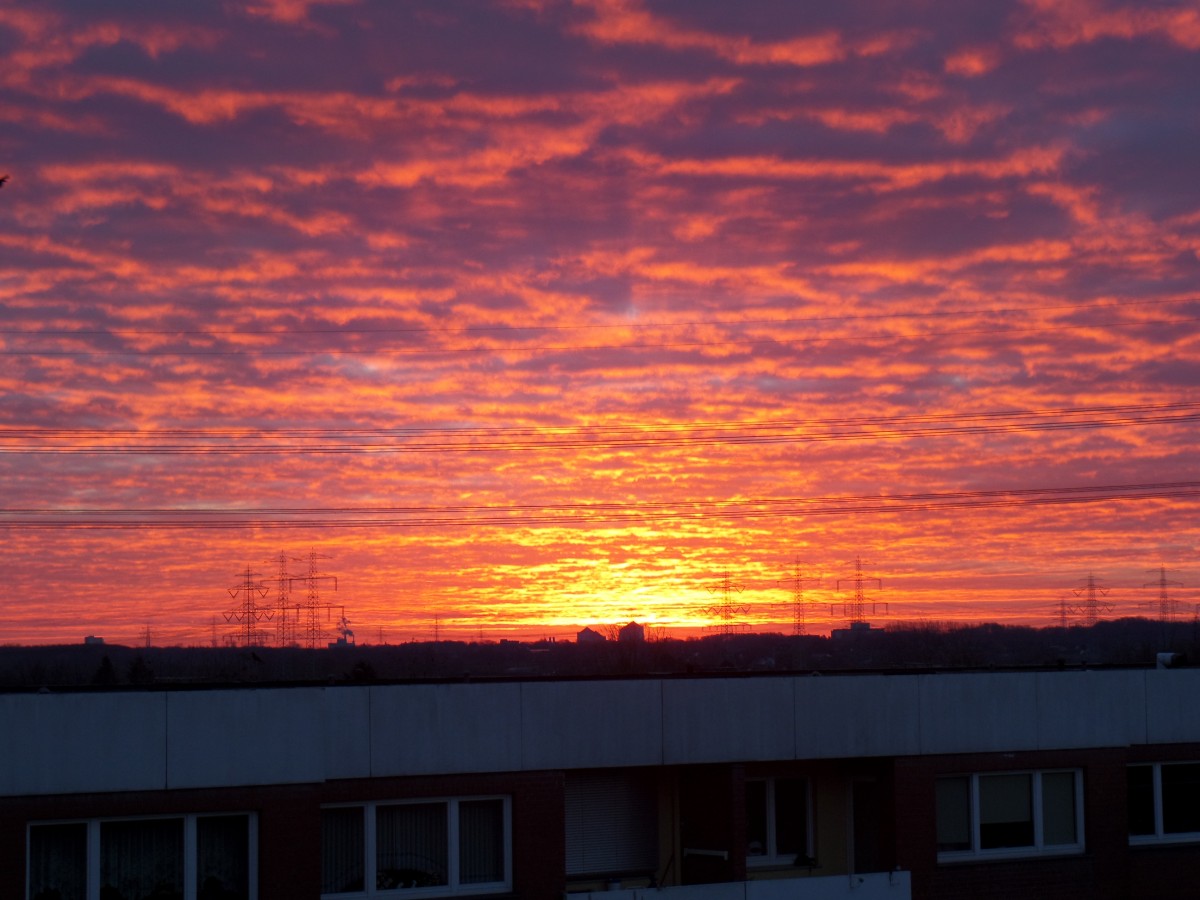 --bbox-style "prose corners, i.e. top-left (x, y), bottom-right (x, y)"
top-left (3, 667), bottom-right (1198, 899)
